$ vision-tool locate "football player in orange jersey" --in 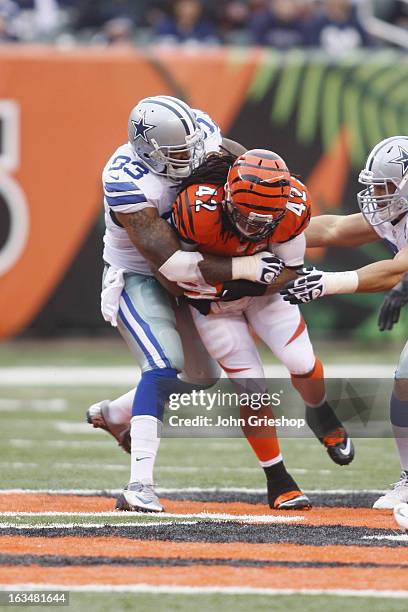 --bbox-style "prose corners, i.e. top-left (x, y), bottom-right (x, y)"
top-left (165, 149), bottom-right (355, 509)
